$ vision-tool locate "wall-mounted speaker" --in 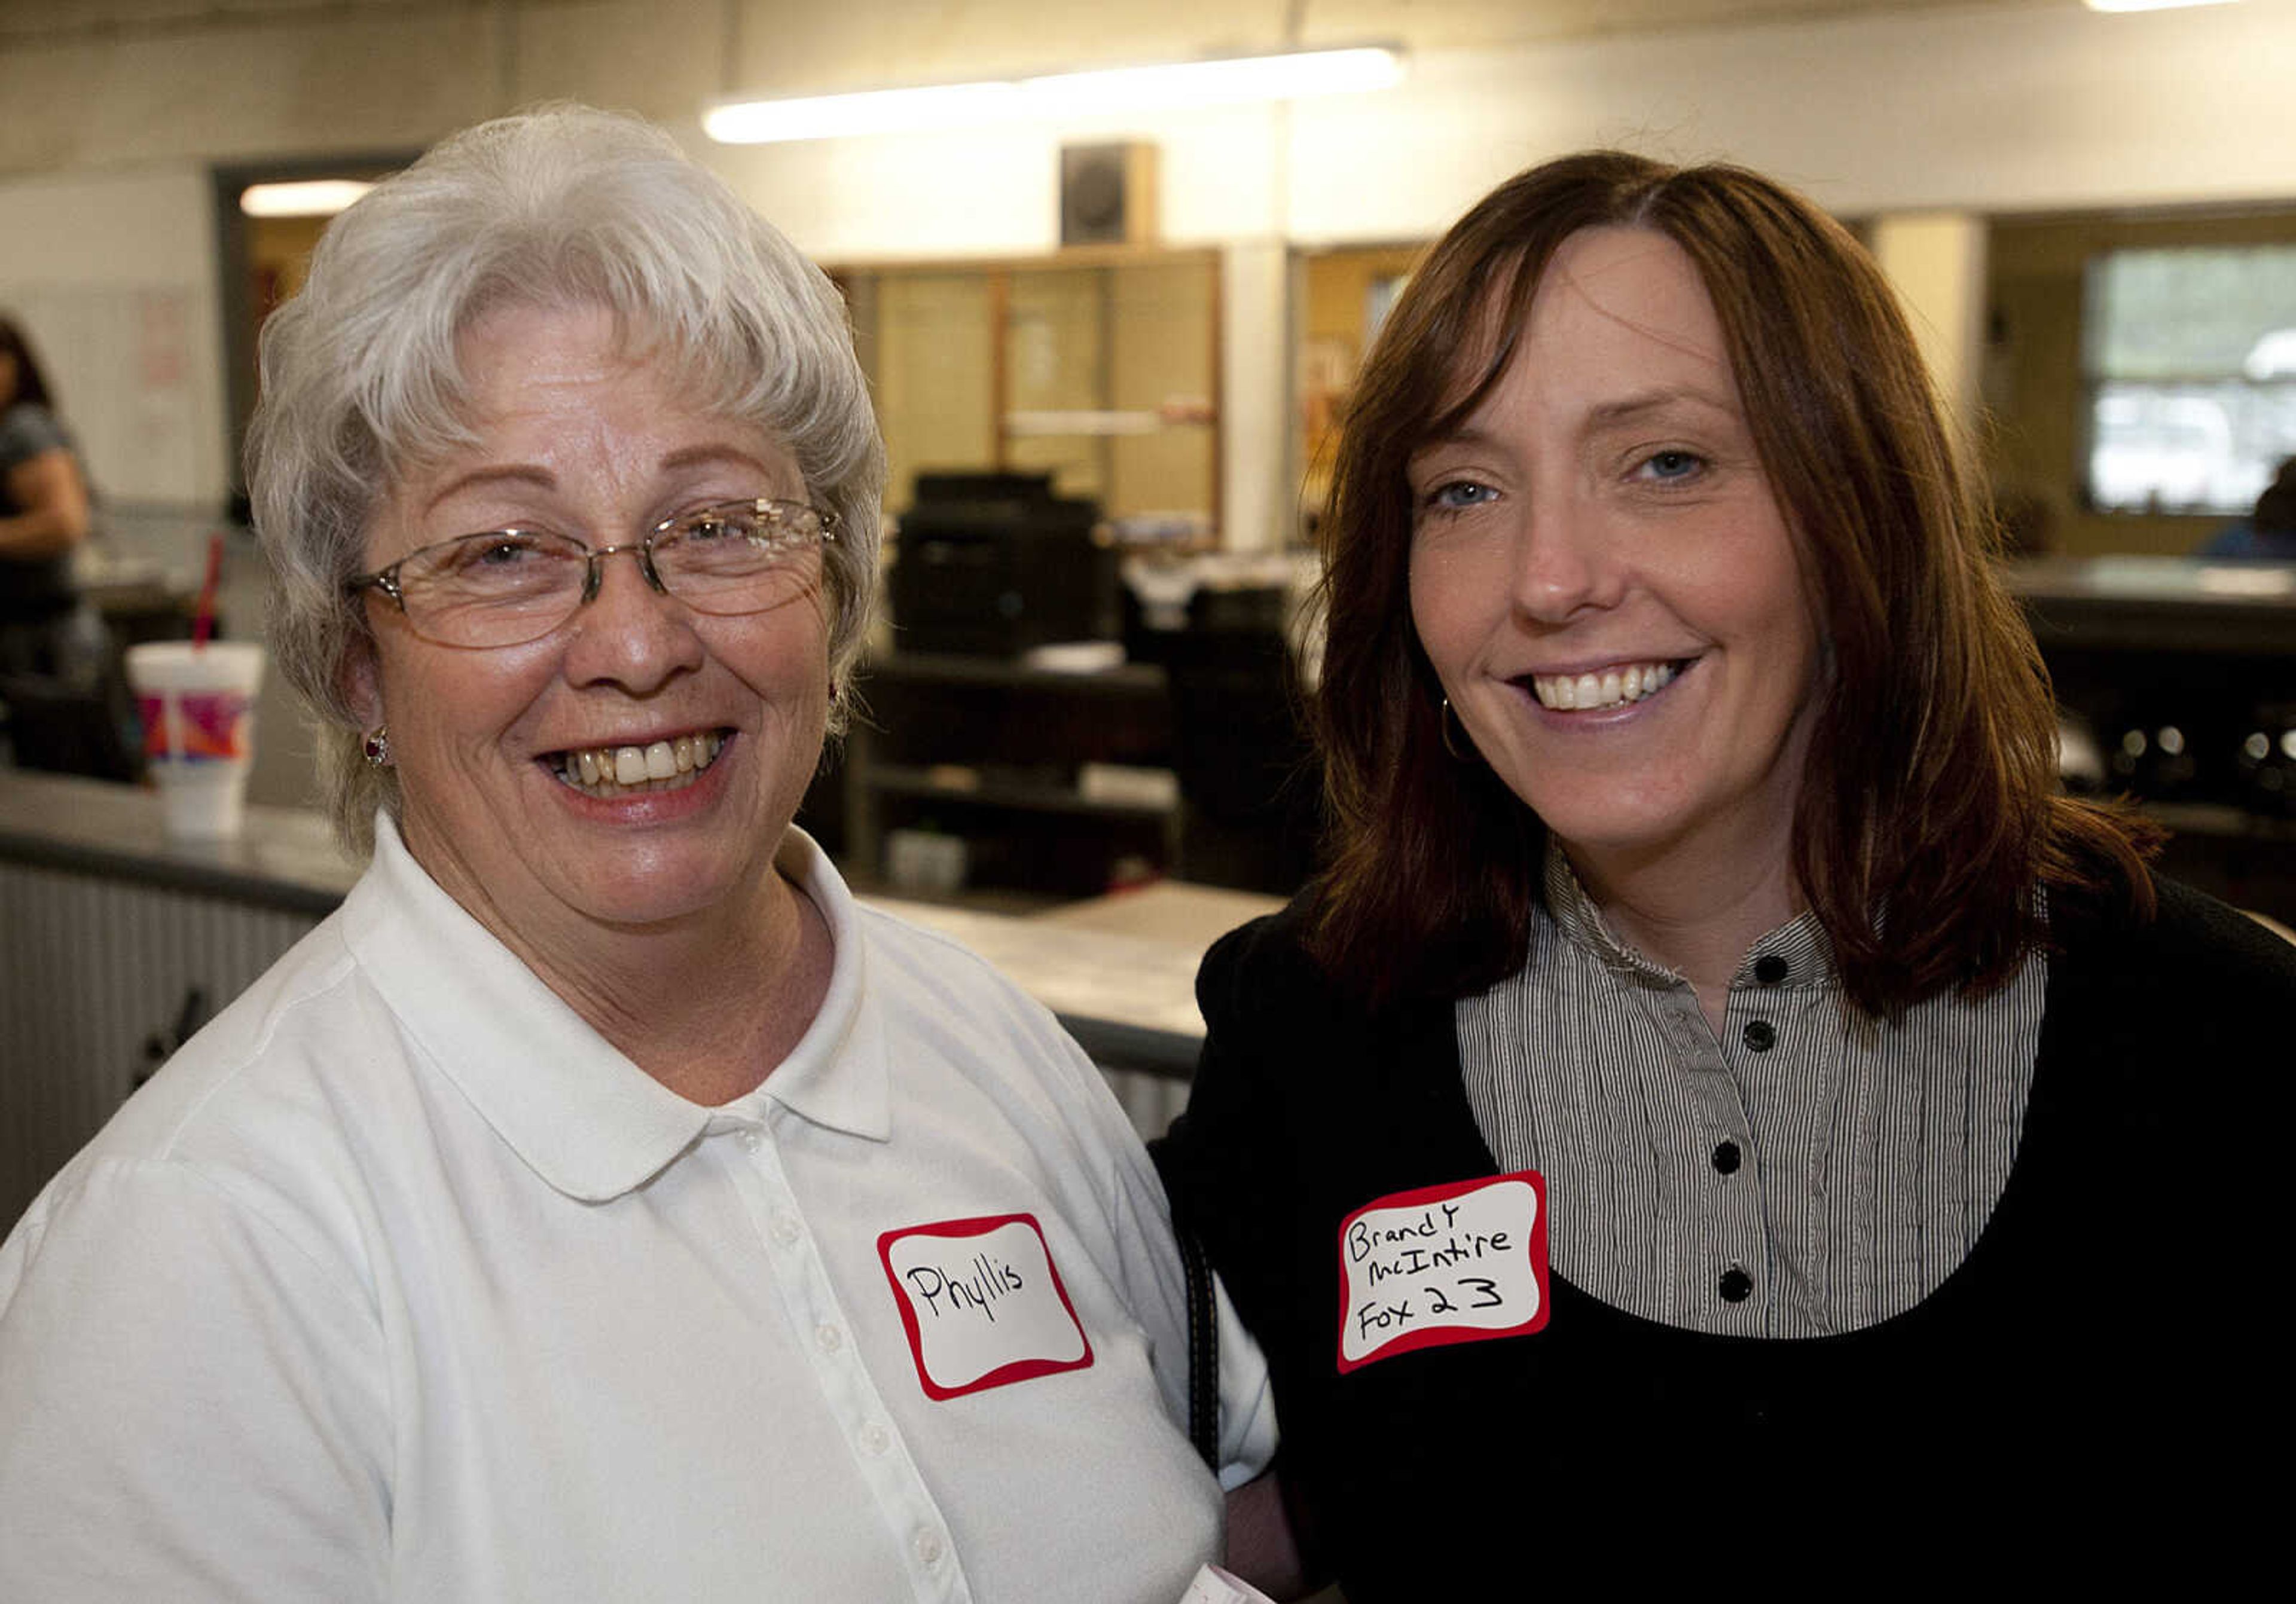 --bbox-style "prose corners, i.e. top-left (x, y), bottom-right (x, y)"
top-left (1060, 142), bottom-right (1159, 247)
